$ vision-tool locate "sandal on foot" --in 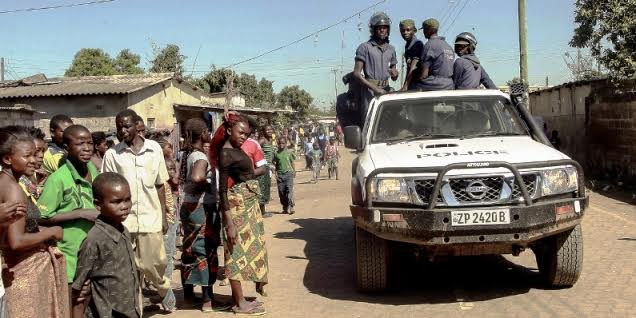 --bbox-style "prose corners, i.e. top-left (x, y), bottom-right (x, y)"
top-left (202, 302), bottom-right (233, 313)
top-left (256, 287), bottom-right (268, 297)
top-left (232, 305), bottom-right (266, 316)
